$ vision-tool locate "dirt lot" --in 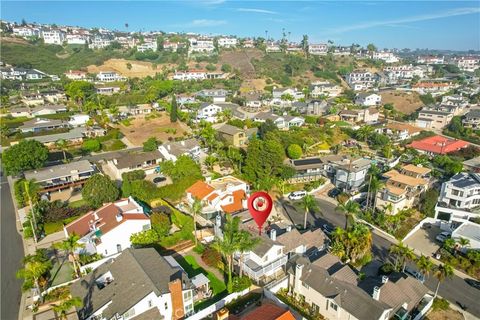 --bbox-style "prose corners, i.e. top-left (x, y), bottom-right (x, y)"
top-left (380, 90), bottom-right (424, 115)
top-left (220, 49), bottom-right (264, 78)
top-left (87, 58), bottom-right (172, 78)
top-left (114, 112), bottom-right (190, 146)
top-left (426, 308), bottom-right (464, 320)
top-left (2, 37), bottom-right (29, 45)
